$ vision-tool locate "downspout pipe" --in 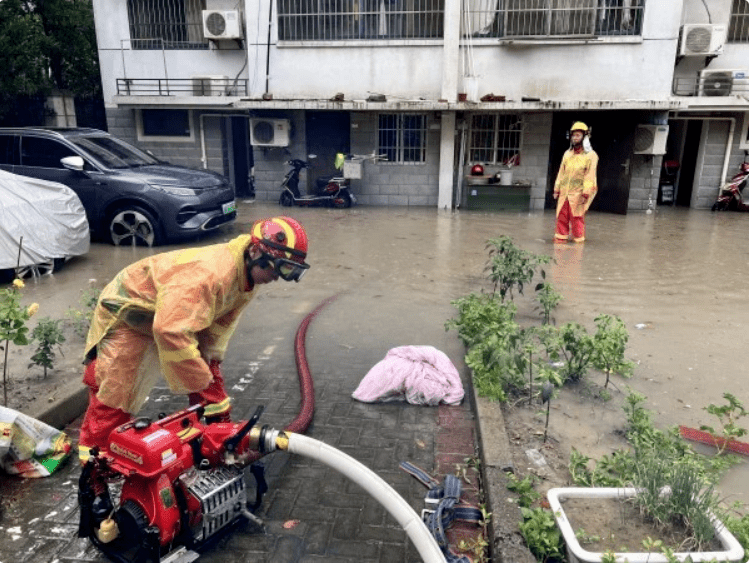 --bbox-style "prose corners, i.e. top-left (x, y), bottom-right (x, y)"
top-left (199, 113), bottom-right (254, 169)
